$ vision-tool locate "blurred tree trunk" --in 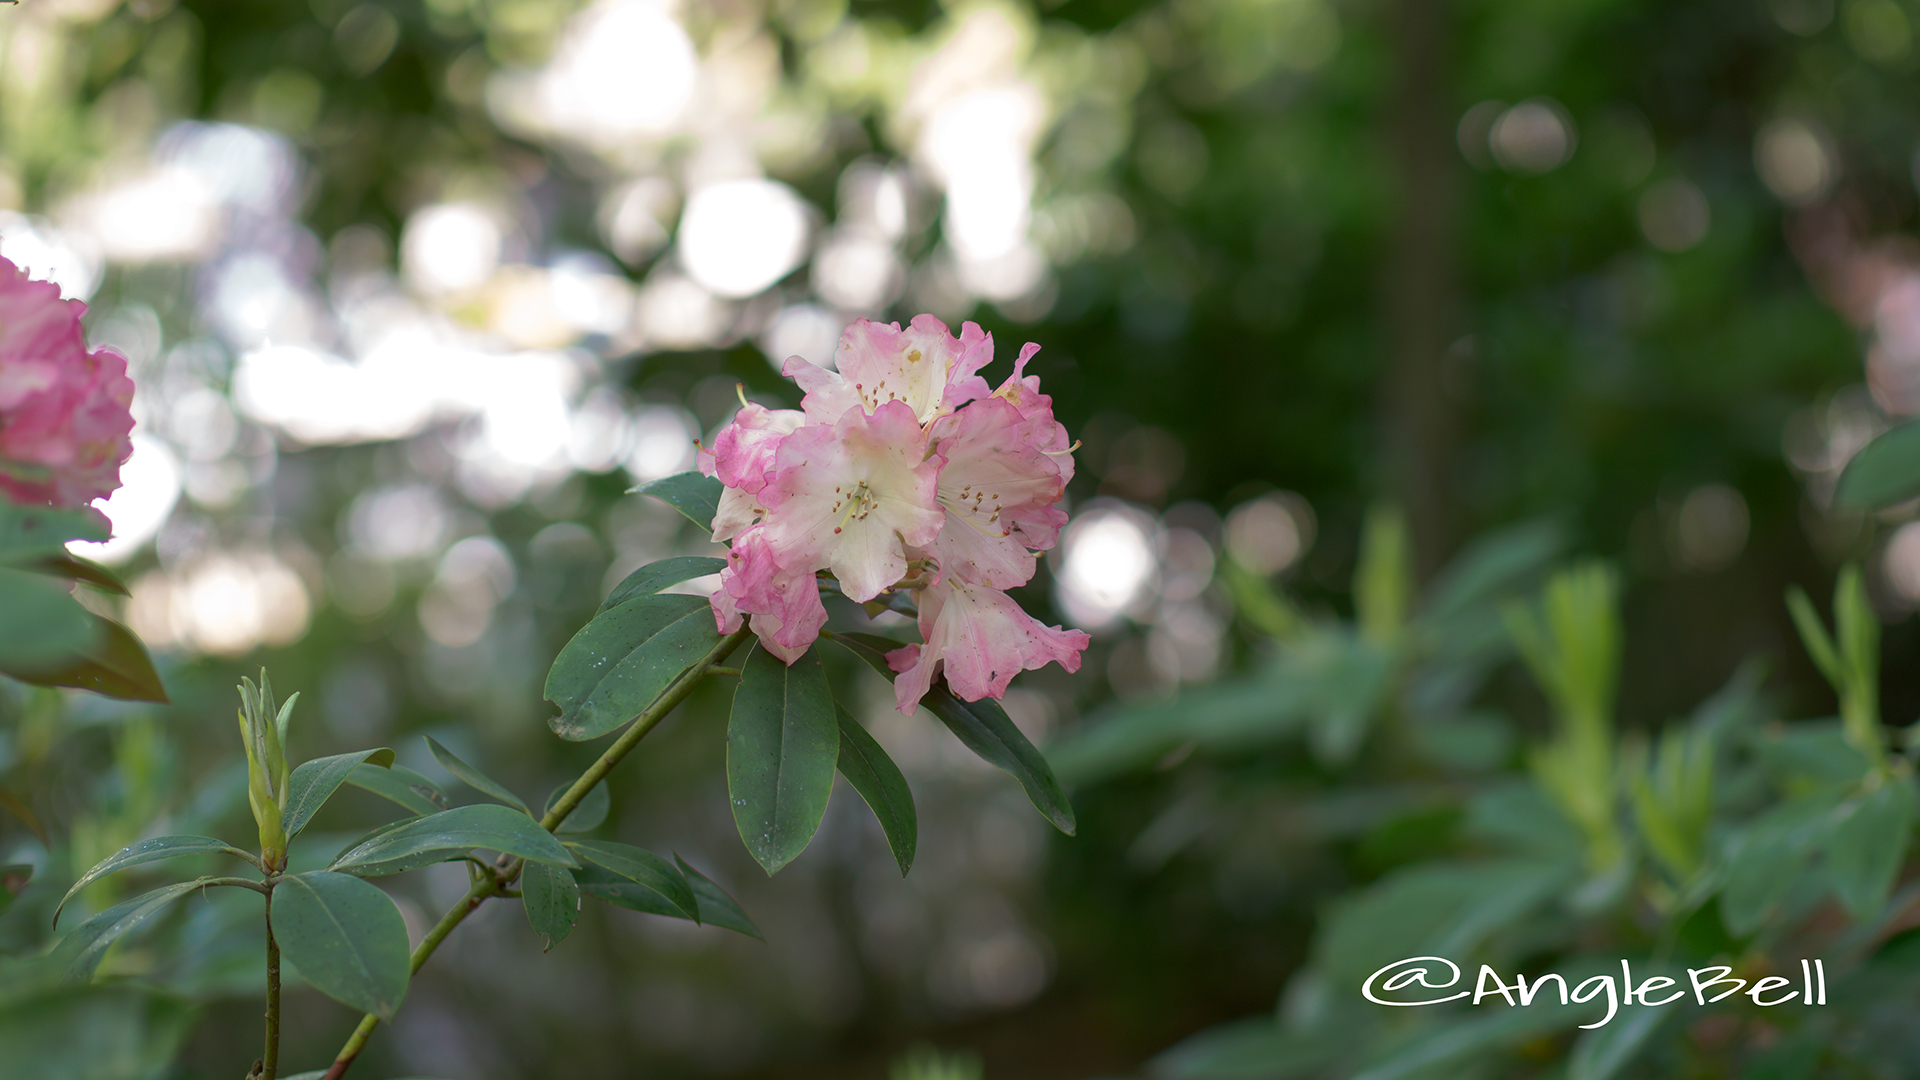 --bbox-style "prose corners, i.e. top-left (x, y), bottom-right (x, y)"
top-left (1380, 0), bottom-right (1461, 582)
